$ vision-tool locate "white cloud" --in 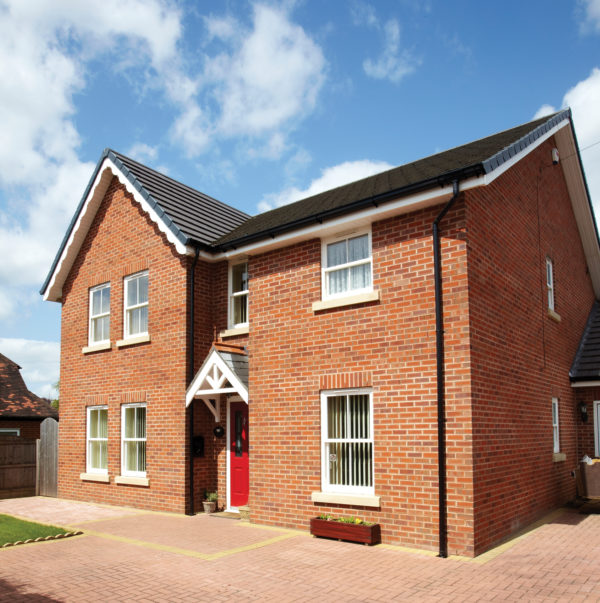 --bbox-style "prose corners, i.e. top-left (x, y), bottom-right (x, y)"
top-left (535, 68), bottom-right (600, 214)
top-left (127, 143), bottom-right (159, 164)
top-left (174, 4), bottom-right (326, 156)
top-left (258, 159), bottom-right (394, 212)
top-left (533, 104), bottom-right (557, 119)
top-left (0, 338), bottom-right (60, 398)
top-left (363, 19), bottom-right (417, 83)
top-left (579, 0), bottom-right (600, 32)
